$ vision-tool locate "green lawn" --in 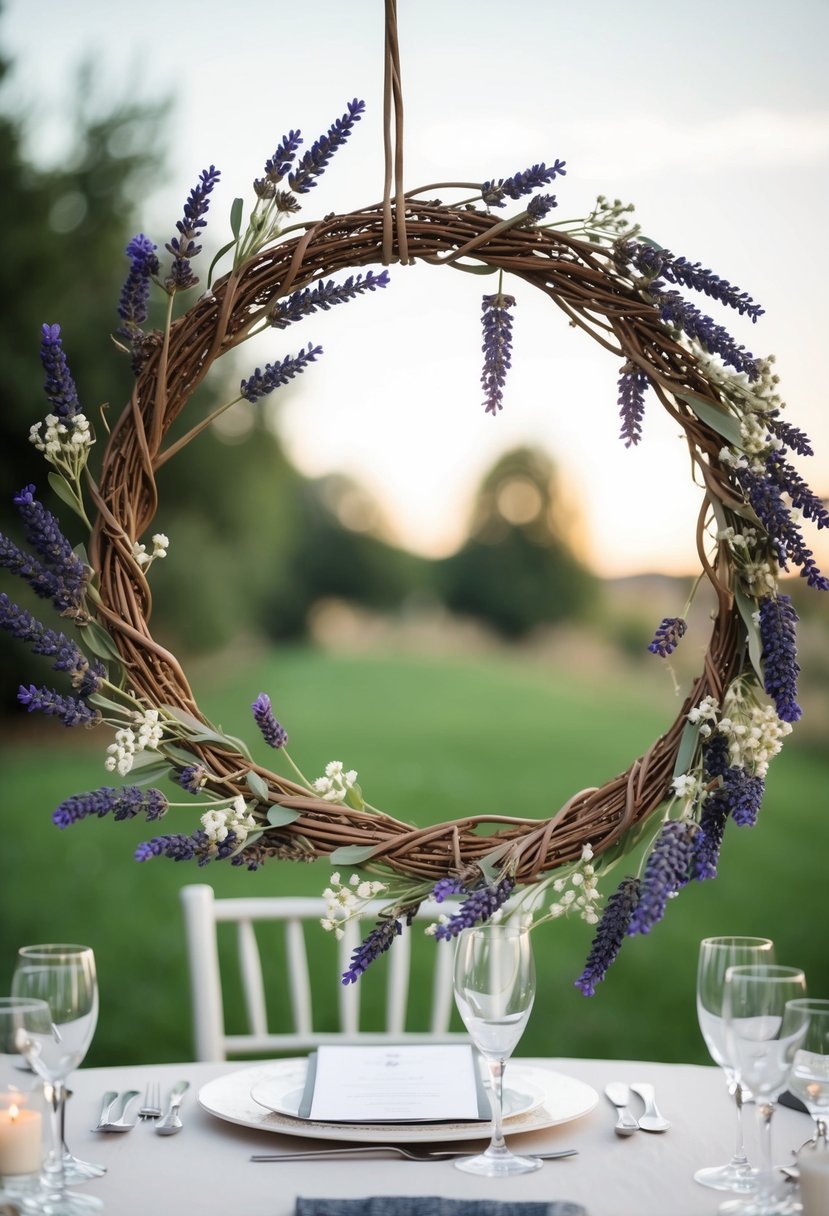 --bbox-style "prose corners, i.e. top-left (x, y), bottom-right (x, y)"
top-left (1, 645), bottom-right (826, 1067)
